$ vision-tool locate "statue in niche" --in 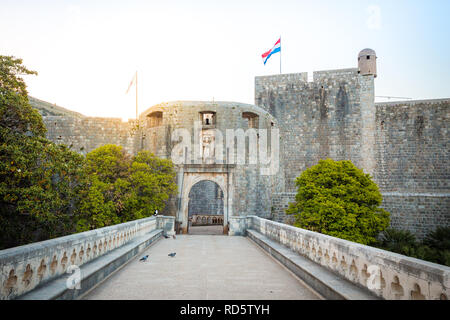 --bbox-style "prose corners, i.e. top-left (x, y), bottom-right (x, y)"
top-left (201, 131), bottom-right (215, 163)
